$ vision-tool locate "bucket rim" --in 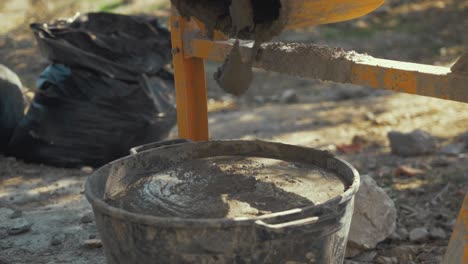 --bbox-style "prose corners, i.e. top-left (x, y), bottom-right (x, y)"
top-left (85, 140), bottom-right (360, 228)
